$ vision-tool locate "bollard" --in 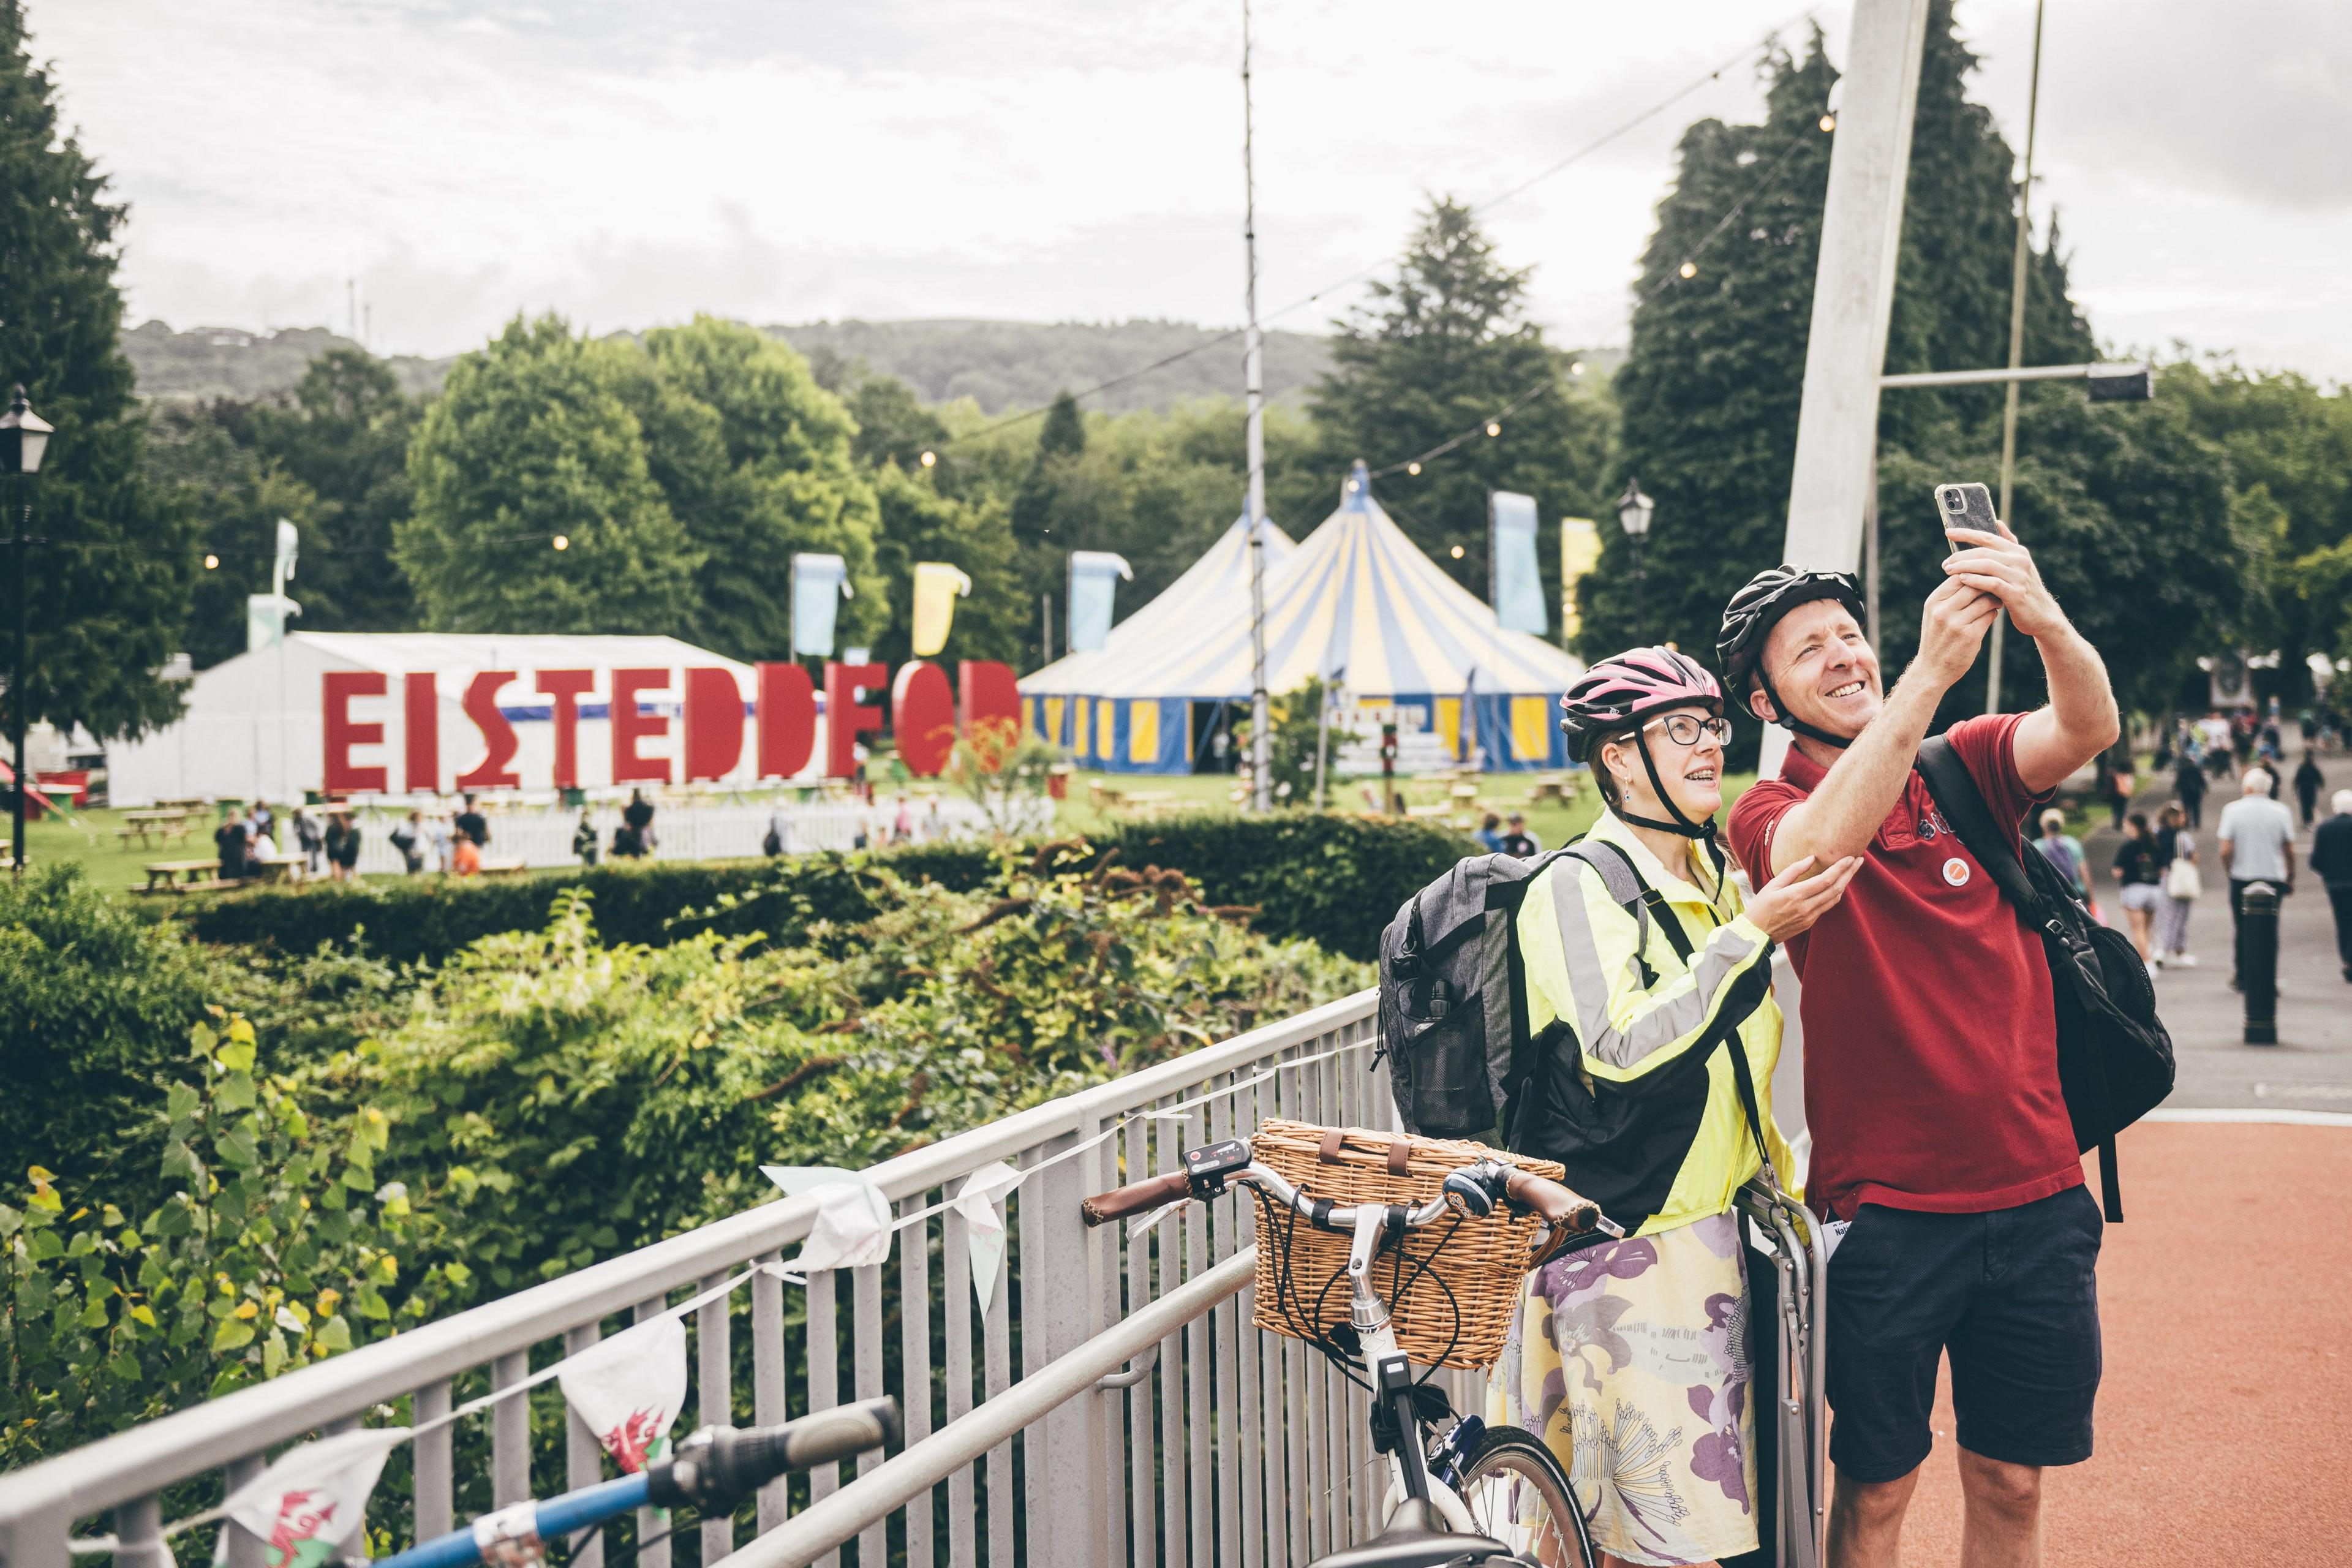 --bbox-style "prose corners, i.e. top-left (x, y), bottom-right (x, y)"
top-left (2242, 879), bottom-right (2280, 1045)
